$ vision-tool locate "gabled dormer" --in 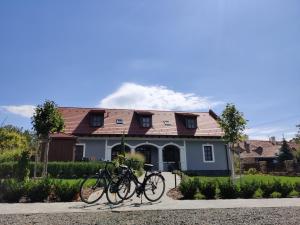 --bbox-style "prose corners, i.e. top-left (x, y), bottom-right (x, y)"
top-left (175, 112), bottom-right (198, 129)
top-left (135, 111), bottom-right (153, 128)
top-left (89, 109), bottom-right (105, 127)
